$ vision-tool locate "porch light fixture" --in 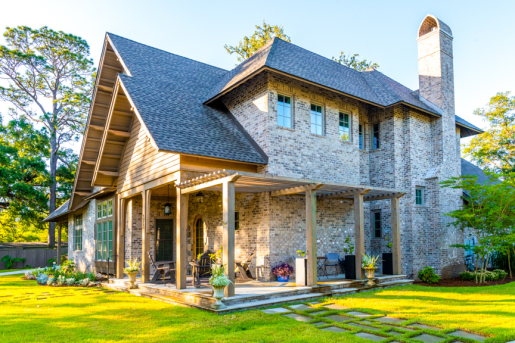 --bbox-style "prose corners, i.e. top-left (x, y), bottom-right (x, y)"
top-left (195, 191), bottom-right (205, 203)
top-left (164, 185), bottom-right (172, 216)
